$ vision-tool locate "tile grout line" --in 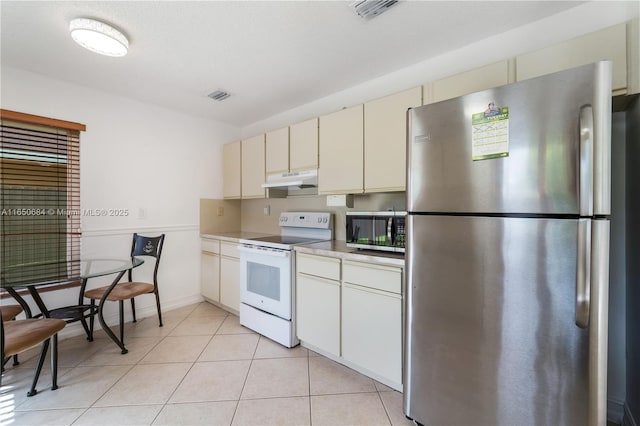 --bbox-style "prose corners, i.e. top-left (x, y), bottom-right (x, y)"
top-left (147, 309), bottom-right (231, 425)
top-left (228, 332), bottom-right (262, 425)
top-left (308, 348), bottom-right (313, 426)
